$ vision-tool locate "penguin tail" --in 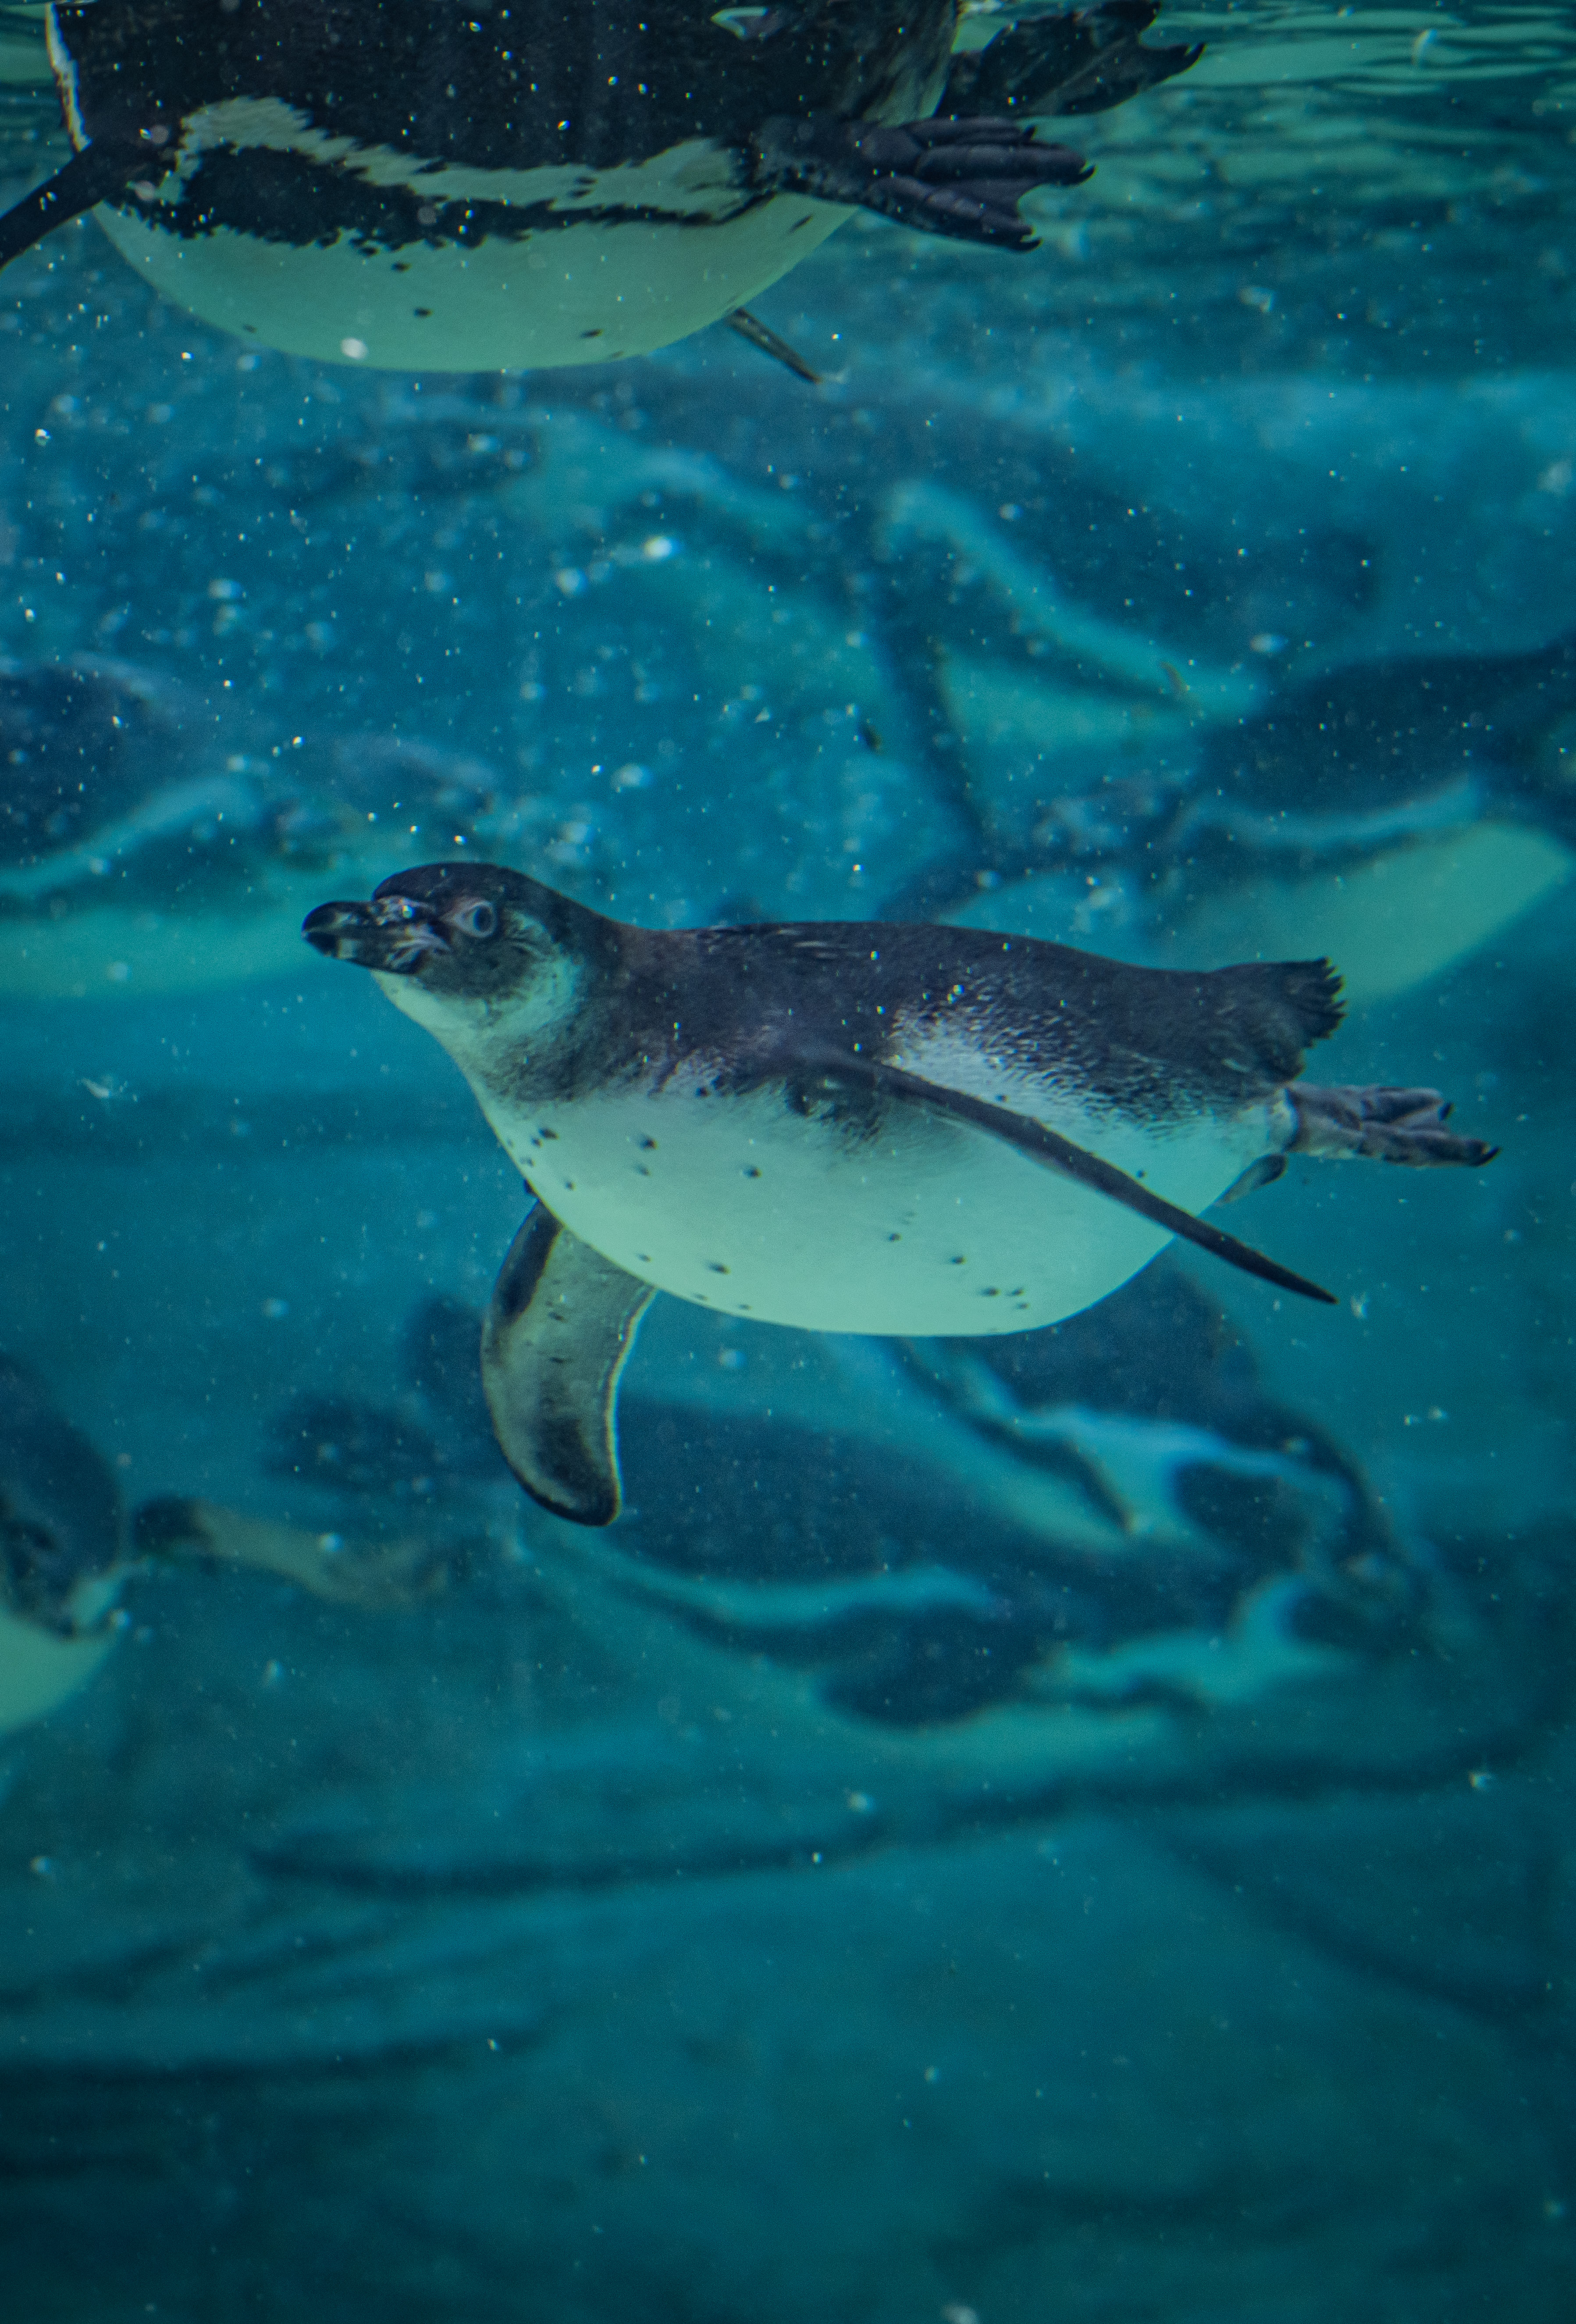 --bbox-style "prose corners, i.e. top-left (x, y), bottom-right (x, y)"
top-left (1197, 956), bottom-right (1345, 1091)
top-left (1274, 957), bottom-right (1346, 1048)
